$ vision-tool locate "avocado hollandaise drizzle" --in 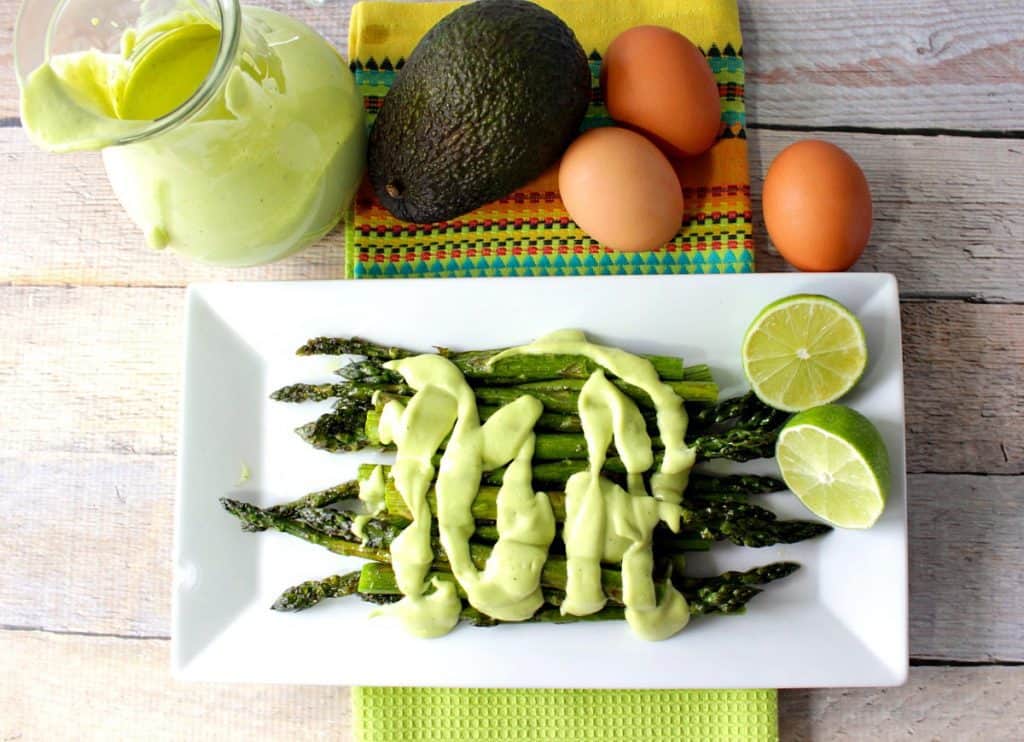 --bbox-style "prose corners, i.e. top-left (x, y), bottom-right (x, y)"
top-left (373, 330), bottom-right (697, 640)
